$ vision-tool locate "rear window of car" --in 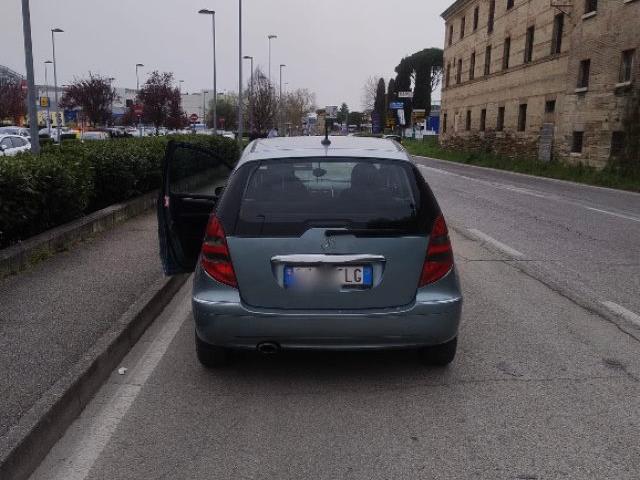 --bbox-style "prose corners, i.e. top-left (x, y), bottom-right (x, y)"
top-left (221, 158), bottom-right (438, 237)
